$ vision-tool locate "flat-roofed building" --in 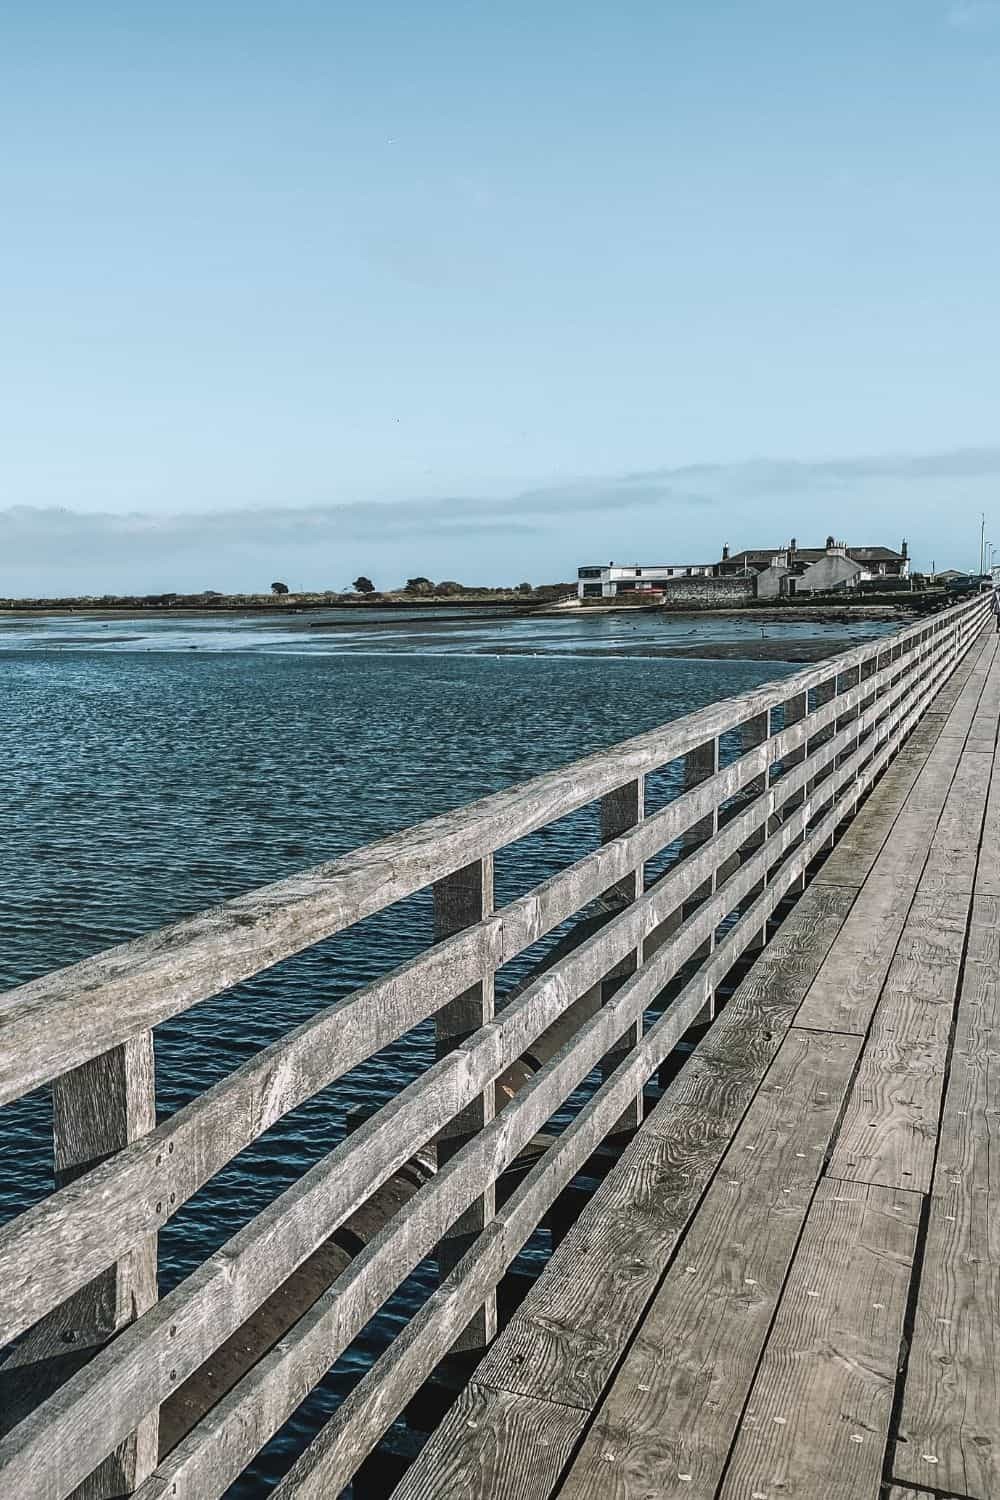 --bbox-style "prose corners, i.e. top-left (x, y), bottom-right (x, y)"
top-left (577, 561), bottom-right (715, 600)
